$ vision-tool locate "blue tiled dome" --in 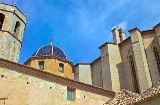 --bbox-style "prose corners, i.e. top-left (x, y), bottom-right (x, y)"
top-left (32, 45), bottom-right (68, 60)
